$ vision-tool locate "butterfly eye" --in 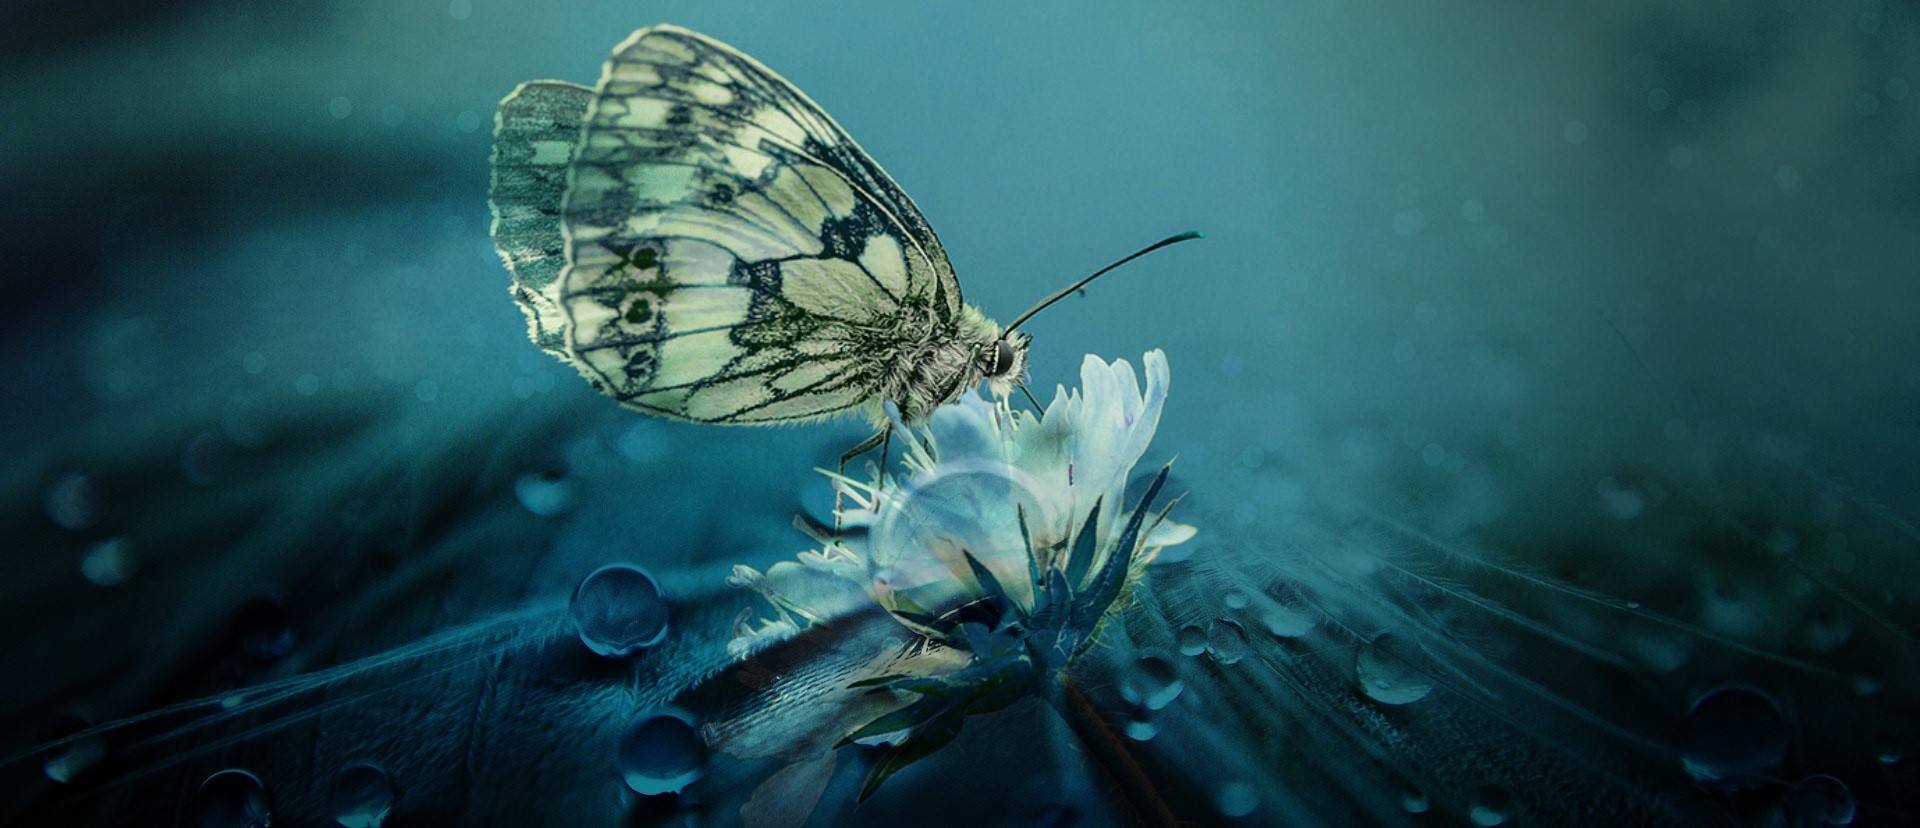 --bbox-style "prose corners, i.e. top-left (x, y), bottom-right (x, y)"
top-left (987, 340), bottom-right (1017, 377)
